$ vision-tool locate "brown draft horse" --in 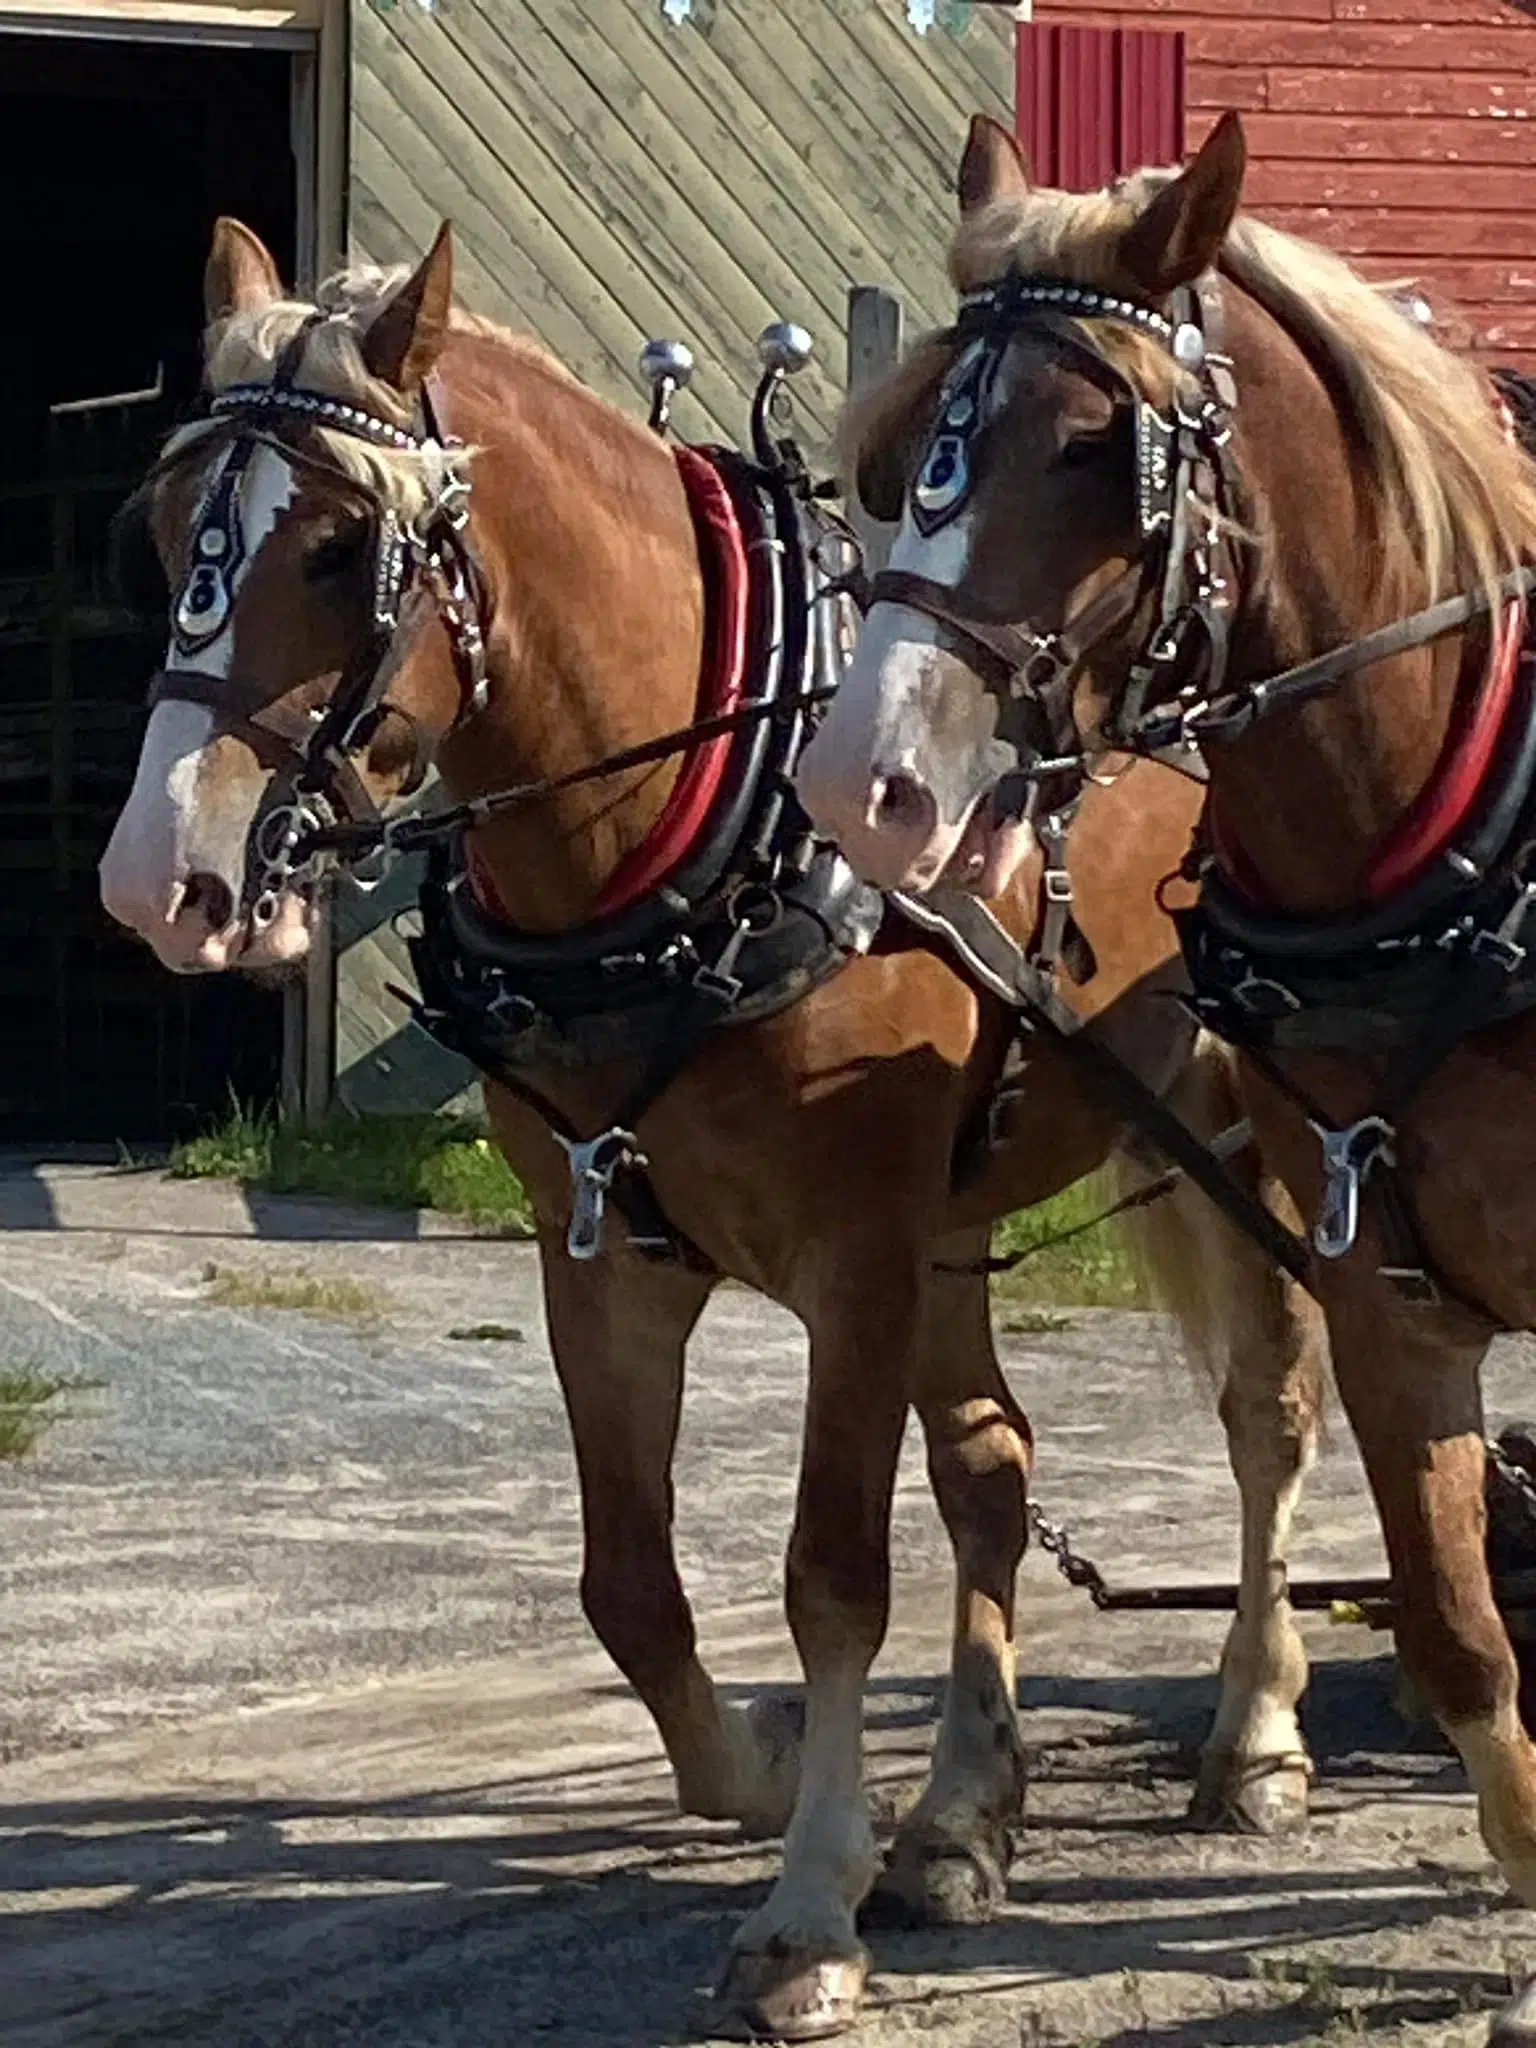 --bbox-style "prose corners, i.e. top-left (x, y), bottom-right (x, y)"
top-left (799, 110), bottom-right (1536, 2042)
top-left (97, 219), bottom-right (1323, 2039)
